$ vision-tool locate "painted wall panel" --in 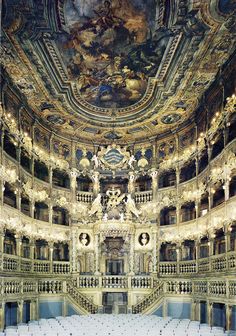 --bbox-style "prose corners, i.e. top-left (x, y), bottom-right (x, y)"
top-left (39, 301), bottom-right (63, 319)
